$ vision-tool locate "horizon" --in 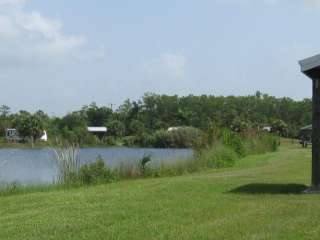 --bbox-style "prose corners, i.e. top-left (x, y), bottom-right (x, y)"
top-left (0, 0), bottom-right (319, 114)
